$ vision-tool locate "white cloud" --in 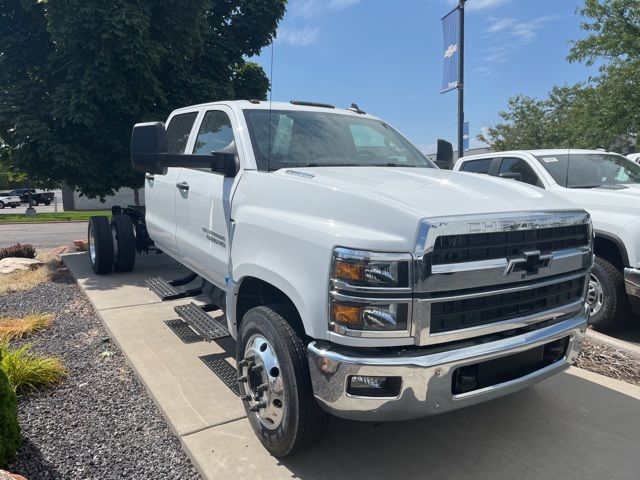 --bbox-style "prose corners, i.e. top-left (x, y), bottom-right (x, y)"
top-left (276, 27), bottom-right (320, 47)
top-left (481, 15), bottom-right (560, 64)
top-left (485, 15), bottom-right (560, 43)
